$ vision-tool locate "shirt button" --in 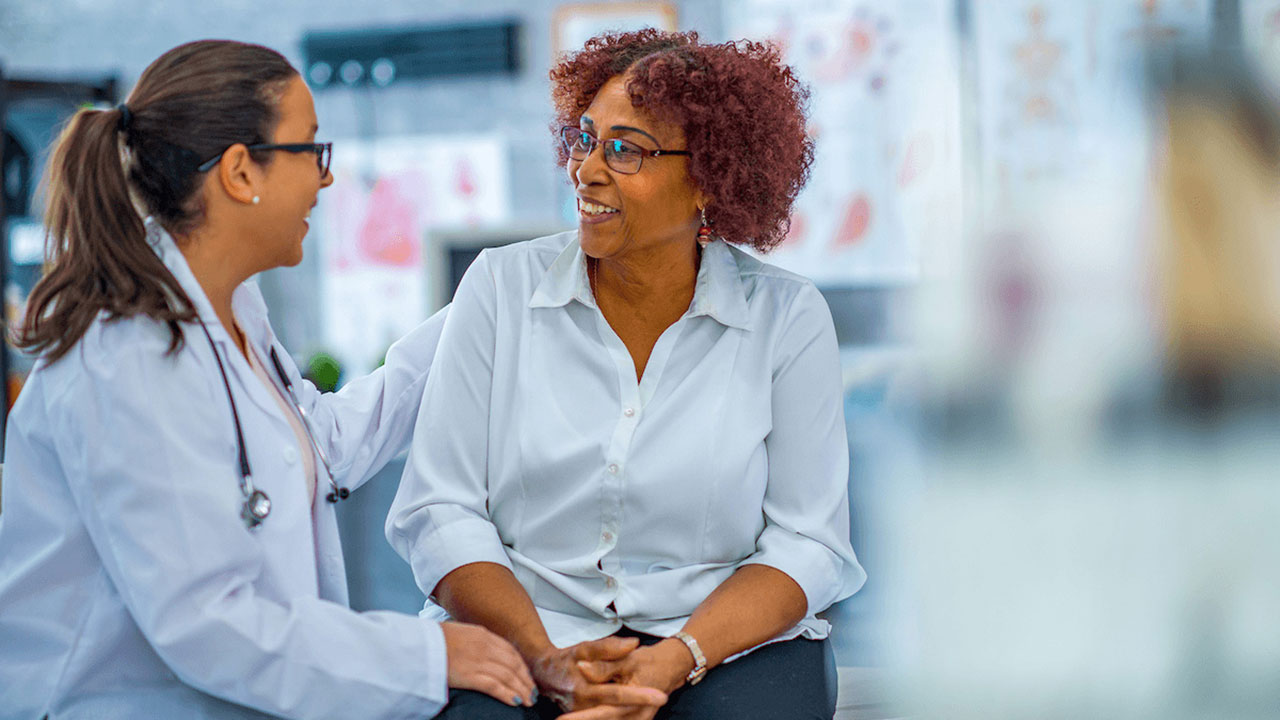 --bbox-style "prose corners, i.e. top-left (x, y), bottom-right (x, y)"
top-left (603, 531), bottom-right (615, 543)
top-left (283, 447), bottom-right (298, 464)
top-left (607, 463), bottom-right (619, 475)
top-left (623, 407), bottom-right (635, 417)
top-left (605, 578), bottom-right (617, 588)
